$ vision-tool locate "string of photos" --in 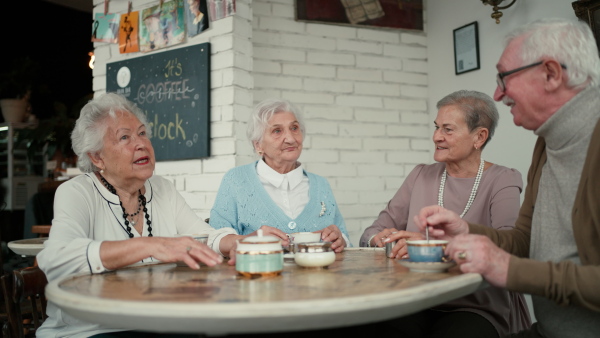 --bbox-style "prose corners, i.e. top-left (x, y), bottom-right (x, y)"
top-left (92, 0), bottom-right (236, 54)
